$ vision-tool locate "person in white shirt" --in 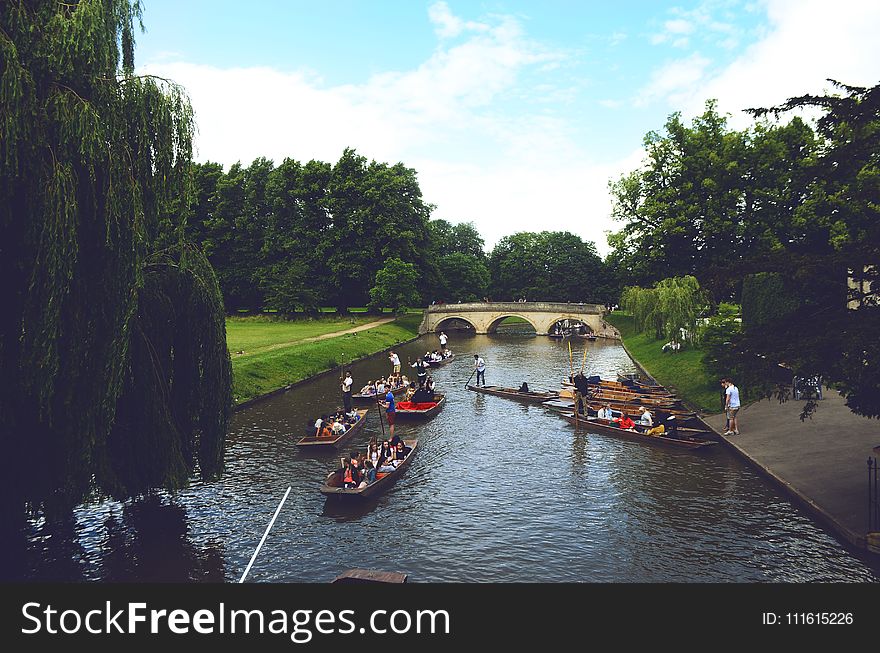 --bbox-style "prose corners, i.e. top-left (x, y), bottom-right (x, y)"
top-left (596, 404), bottom-right (614, 421)
top-left (723, 378), bottom-right (741, 435)
top-left (389, 351), bottom-right (401, 374)
top-left (638, 407), bottom-right (653, 430)
top-left (439, 331), bottom-right (448, 351)
top-left (473, 354), bottom-right (486, 387)
top-left (341, 371), bottom-right (353, 411)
